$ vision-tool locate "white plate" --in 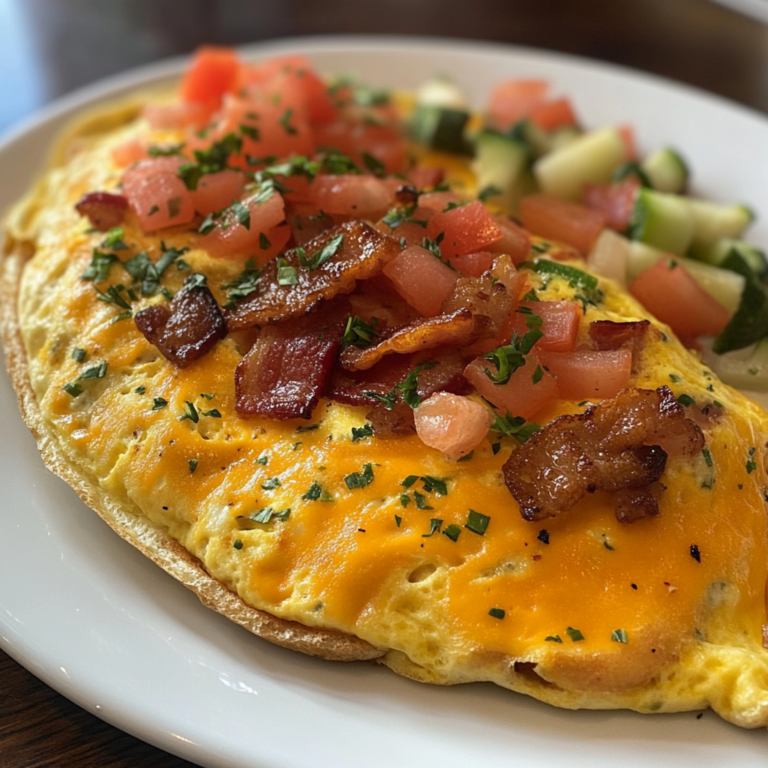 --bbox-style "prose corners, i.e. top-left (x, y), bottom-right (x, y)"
top-left (2, 36), bottom-right (768, 768)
